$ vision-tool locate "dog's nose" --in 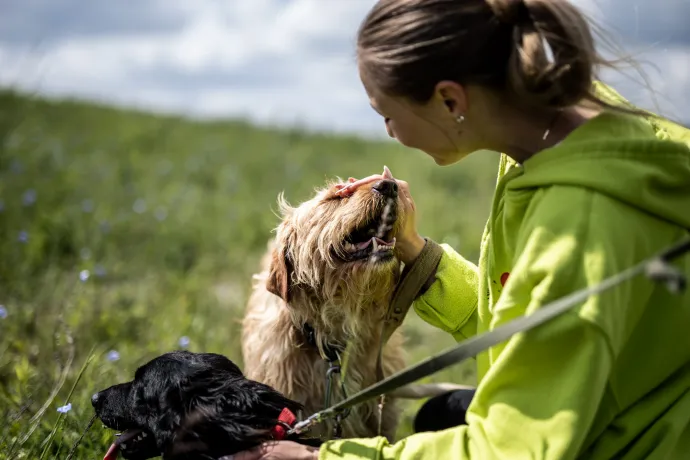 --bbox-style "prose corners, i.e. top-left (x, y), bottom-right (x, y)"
top-left (372, 179), bottom-right (398, 198)
top-left (91, 392), bottom-right (101, 408)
